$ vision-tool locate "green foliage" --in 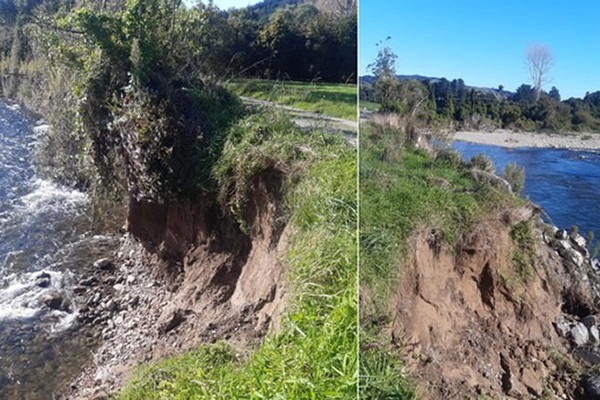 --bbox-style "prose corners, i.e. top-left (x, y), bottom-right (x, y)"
top-left (509, 221), bottom-right (536, 283)
top-left (360, 346), bottom-right (417, 399)
top-left (469, 154), bottom-right (495, 173)
top-left (503, 162), bottom-right (525, 195)
top-left (360, 64), bottom-right (600, 133)
top-left (435, 148), bottom-right (464, 170)
top-left (122, 122), bottom-right (357, 399)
